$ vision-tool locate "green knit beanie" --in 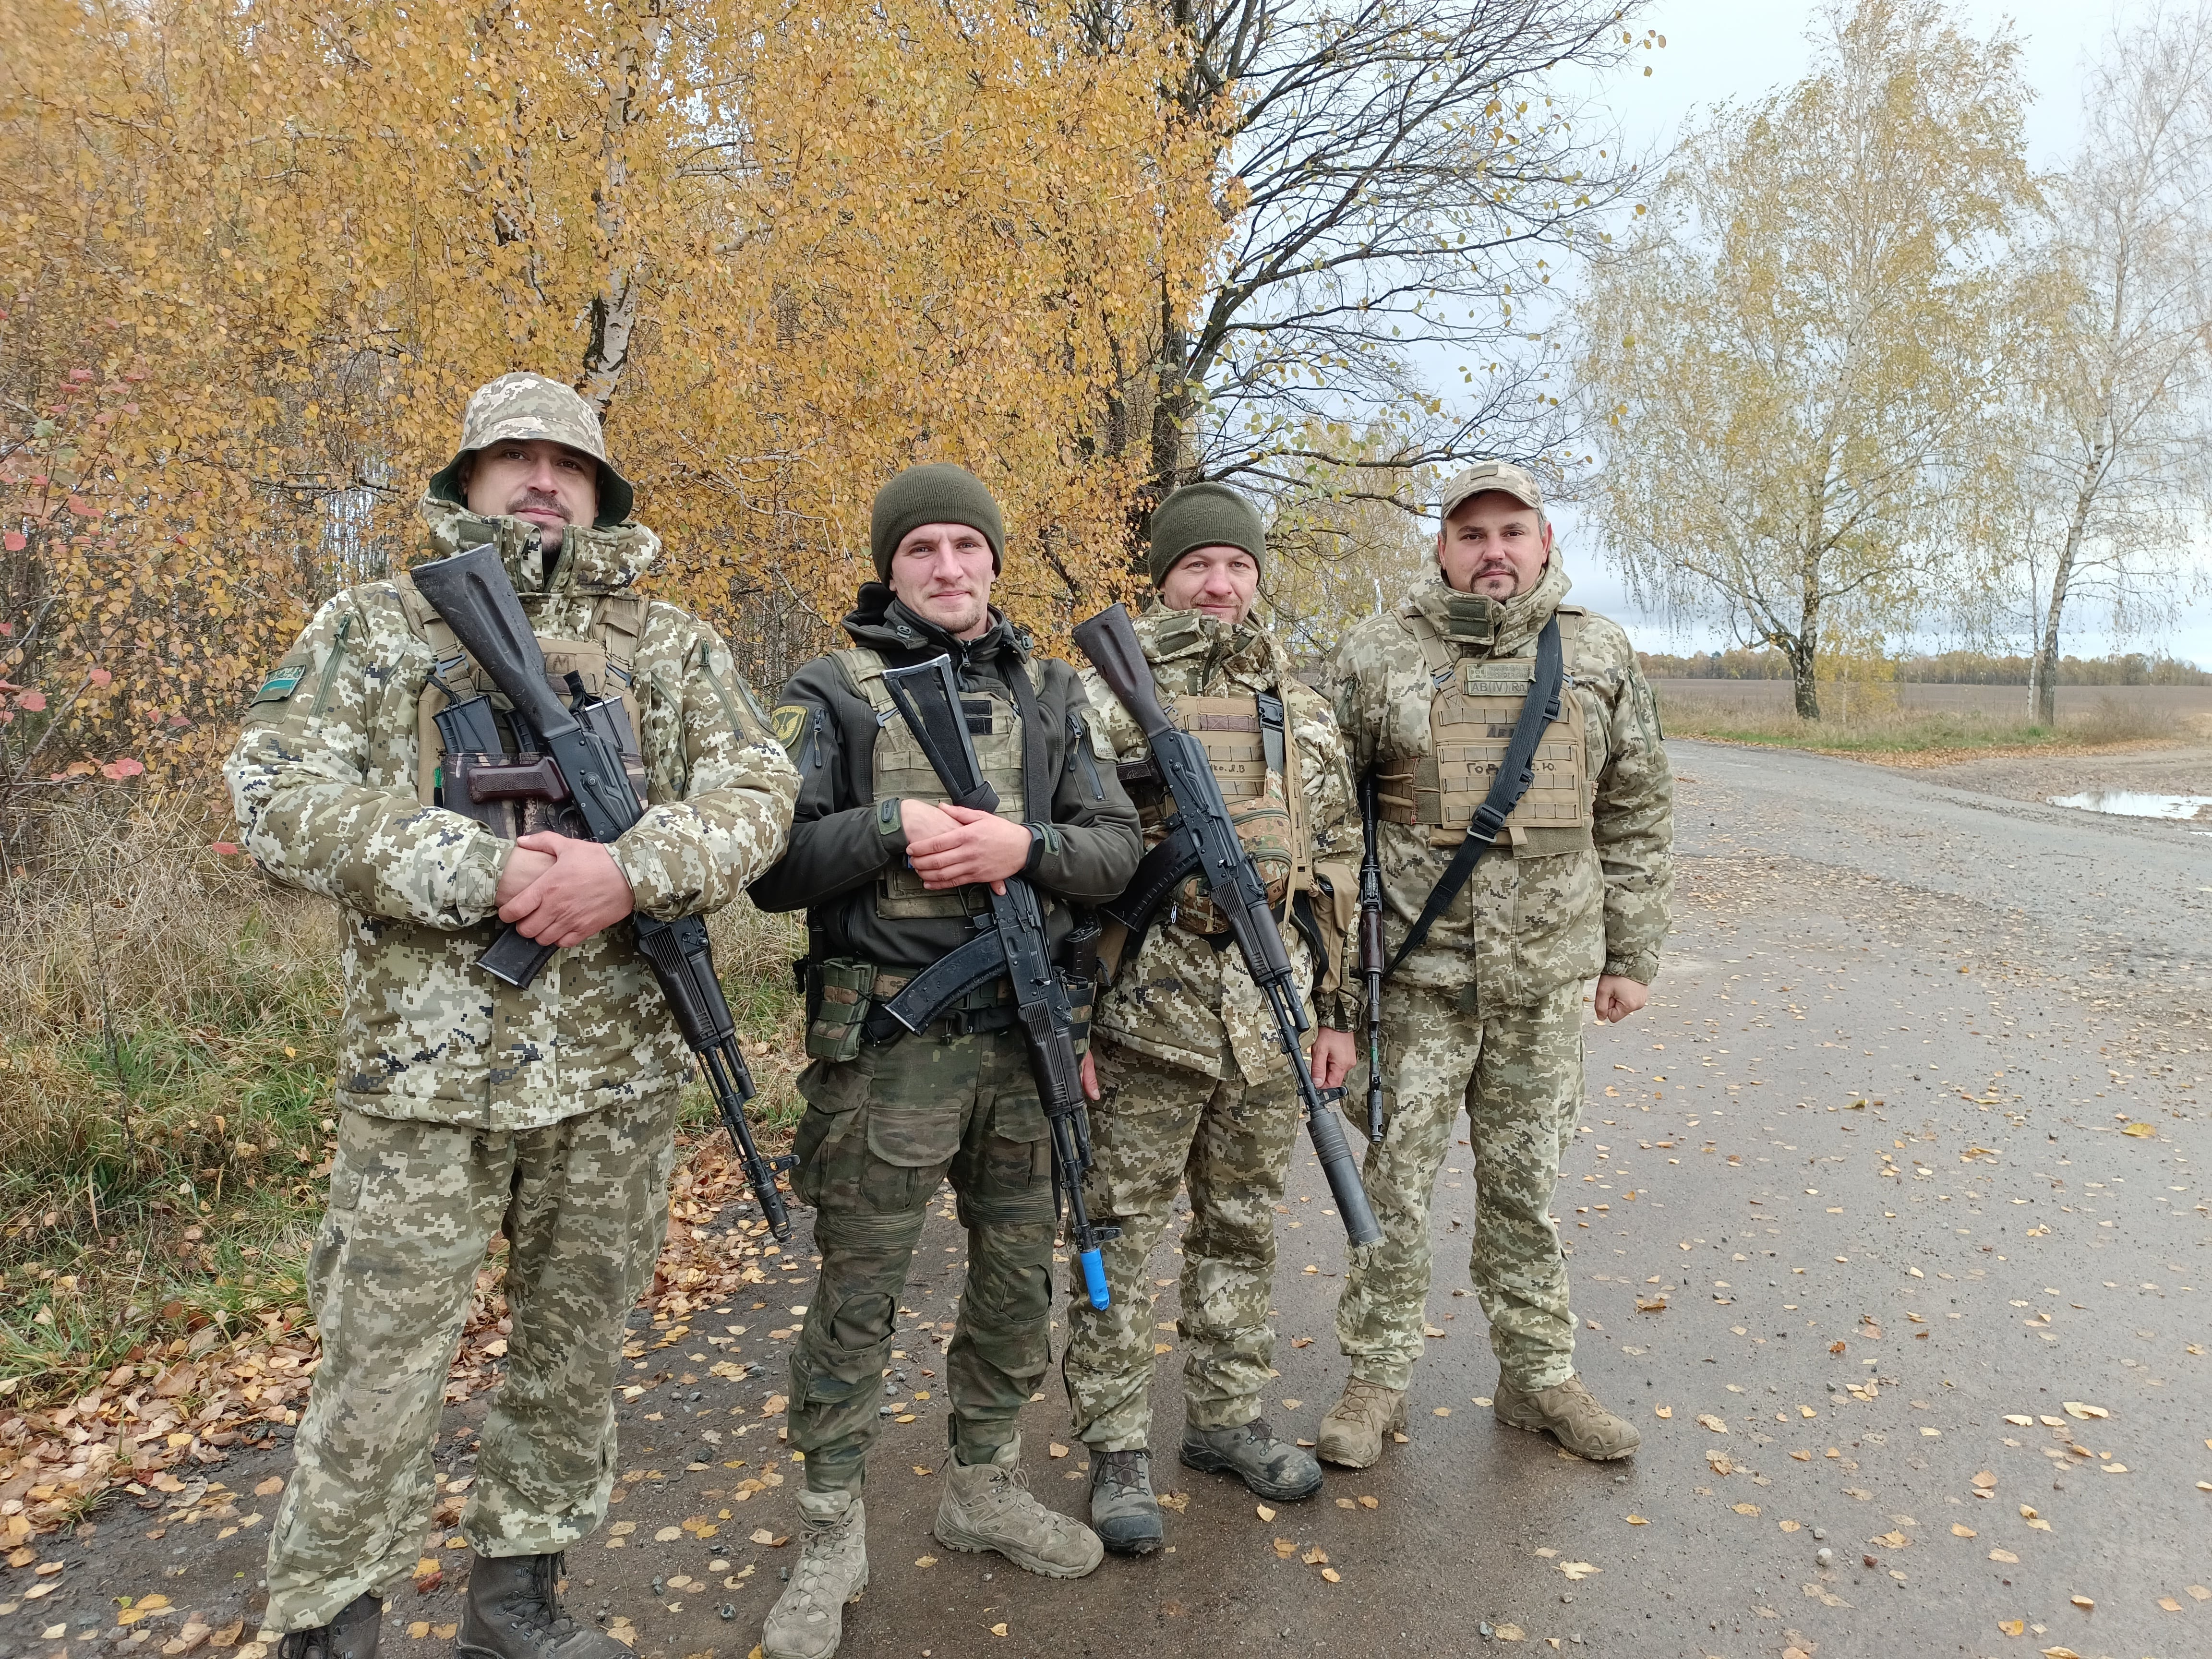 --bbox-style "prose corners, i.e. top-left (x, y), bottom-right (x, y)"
top-left (870, 462), bottom-right (1005, 581)
top-left (1147, 482), bottom-right (1264, 586)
